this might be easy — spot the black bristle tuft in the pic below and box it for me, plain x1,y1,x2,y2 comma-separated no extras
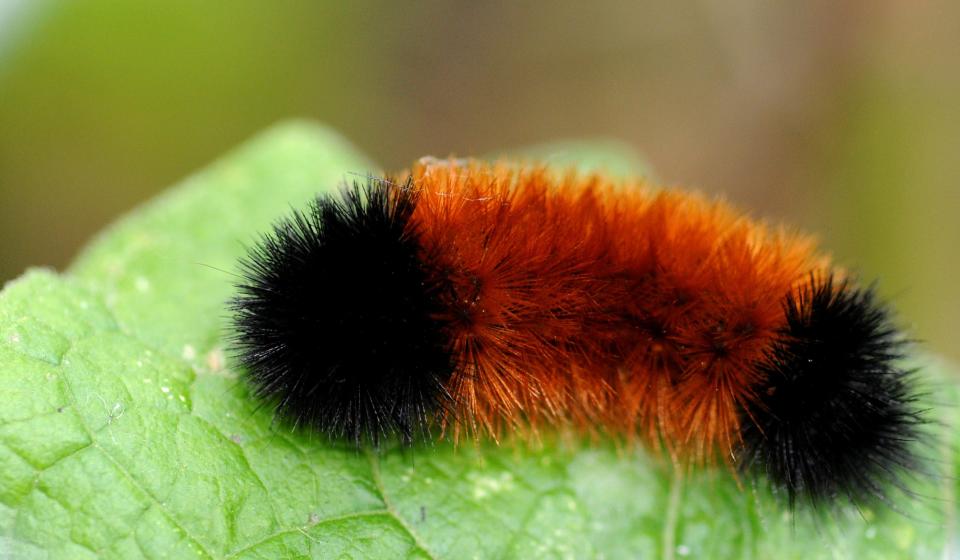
738,274,924,507
230,178,455,445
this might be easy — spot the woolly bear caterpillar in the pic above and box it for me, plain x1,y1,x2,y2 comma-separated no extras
230,158,923,507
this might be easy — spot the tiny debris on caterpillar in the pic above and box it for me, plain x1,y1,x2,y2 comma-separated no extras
229,157,926,508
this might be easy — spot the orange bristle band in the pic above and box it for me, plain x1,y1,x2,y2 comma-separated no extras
408,159,818,460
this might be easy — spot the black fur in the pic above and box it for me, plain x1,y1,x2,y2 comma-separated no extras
230,178,454,444
739,274,923,506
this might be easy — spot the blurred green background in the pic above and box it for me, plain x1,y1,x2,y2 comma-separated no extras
0,1,957,359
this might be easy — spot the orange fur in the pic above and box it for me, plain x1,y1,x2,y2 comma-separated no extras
402,159,822,463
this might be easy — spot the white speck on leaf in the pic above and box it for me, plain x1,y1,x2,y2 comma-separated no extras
470,472,514,500
135,276,150,292
182,344,197,360
108,402,124,423
160,386,170,394
207,348,225,372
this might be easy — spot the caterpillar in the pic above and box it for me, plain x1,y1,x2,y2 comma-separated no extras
230,157,923,507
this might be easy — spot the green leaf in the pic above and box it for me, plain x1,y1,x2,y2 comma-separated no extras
2,122,957,559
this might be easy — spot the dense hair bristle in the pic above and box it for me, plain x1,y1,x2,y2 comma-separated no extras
229,159,926,510
407,161,815,454
230,179,455,444
738,274,923,506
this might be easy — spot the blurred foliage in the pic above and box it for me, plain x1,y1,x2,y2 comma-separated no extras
0,1,957,359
